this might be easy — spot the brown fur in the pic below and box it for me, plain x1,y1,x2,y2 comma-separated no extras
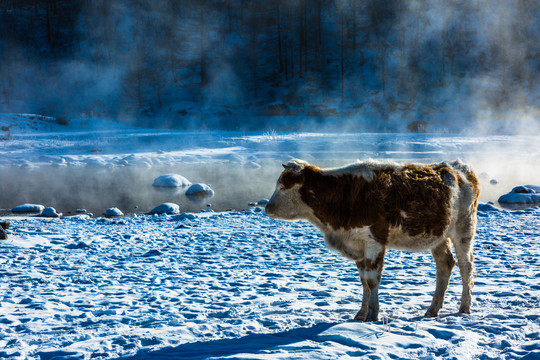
466,171,481,206
279,165,320,190
298,164,455,242
356,251,385,272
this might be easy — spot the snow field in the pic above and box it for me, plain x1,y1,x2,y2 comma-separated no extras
0,205,538,359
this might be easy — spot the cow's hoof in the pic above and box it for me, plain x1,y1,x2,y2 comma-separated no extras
354,310,378,322
354,310,367,322
425,310,438,317
458,307,471,315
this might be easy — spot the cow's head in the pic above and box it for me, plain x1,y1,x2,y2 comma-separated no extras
265,159,316,220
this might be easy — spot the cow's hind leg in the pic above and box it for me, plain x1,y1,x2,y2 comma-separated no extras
354,272,371,321
426,238,455,317
453,235,475,314
354,242,385,322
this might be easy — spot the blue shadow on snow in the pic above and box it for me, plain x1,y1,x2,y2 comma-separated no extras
121,322,338,359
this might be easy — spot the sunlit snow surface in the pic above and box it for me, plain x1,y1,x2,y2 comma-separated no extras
1,114,539,359
0,206,539,359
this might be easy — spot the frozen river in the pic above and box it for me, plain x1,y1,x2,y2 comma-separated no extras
1,124,539,215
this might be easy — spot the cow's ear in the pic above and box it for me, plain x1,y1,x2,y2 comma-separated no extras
283,163,301,174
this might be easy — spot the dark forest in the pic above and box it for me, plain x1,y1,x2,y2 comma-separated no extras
1,0,539,131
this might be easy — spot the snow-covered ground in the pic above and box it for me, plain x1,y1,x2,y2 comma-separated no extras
0,114,539,359
1,205,539,359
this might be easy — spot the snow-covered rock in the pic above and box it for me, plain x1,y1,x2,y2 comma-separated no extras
105,207,124,217
477,202,503,212
498,185,540,204
42,207,62,217
150,203,180,215
244,161,262,169
84,158,109,168
152,174,191,188
257,199,269,205
186,183,214,197
12,203,45,213
121,154,152,168
18,160,37,169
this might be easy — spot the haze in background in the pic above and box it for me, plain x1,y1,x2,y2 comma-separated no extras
0,0,538,133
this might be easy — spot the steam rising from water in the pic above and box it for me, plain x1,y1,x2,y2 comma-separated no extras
0,163,280,216
0,1,538,133
0,131,538,215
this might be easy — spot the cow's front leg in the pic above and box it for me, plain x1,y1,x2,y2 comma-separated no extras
426,238,455,317
354,242,386,322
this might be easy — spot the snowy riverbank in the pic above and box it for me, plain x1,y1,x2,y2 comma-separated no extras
1,113,540,214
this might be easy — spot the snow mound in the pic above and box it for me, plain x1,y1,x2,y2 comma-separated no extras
150,203,180,215
84,158,109,168
42,207,62,217
105,207,124,217
152,174,191,188
12,203,44,213
121,154,153,168
498,185,540,204
244,161,262,169
186,183,214,197
477,202,503,213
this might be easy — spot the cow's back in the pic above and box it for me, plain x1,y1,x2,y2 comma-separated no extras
382,160,479,242
381,163,457,238
296,159,479,245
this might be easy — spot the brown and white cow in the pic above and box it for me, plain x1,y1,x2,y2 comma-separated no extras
265,159,480,321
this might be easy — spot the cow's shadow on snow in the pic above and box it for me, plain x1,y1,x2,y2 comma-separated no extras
122,322,338,359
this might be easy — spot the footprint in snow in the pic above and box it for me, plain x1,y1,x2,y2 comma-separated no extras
65,242,90,249
142,249,162,257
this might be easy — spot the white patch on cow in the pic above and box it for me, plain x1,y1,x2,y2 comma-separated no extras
364,269,379,282
364,237,383,259
386,226,447,252
284,159,310,172
266,183,313,221
321,226,387,261
321,226,371,260
325,159,402,181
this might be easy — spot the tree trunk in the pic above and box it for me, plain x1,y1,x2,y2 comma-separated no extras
277,1,284,74
200,8,207,88
251,31,258,98
340,8,345,103
352,1,357,51
289,7,294,79
46,0,52,44
298,2,303,78
227,0,232,33
303,0,308,73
